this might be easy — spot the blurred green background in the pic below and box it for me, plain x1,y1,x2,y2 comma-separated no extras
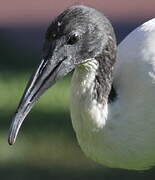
1,0,155,179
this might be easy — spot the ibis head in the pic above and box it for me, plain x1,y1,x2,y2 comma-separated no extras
8,5,116,146
10,4,155,171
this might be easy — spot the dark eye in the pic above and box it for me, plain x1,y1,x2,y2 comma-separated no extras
67,33,80,45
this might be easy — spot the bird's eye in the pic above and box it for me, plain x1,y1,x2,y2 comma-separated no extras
67,33,80,45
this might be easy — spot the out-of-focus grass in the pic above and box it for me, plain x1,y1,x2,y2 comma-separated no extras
0,71,101,169
1,71,155,180
0,71,69,112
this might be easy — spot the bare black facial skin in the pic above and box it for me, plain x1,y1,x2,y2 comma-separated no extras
8,5,116,145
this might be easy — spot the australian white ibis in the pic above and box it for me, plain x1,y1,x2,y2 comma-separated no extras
8,5,155,170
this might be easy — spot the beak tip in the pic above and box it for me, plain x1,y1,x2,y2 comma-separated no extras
8,122,18,146
8,112,23,146
8,141,13,146
8,137,15,145
8,130,16,145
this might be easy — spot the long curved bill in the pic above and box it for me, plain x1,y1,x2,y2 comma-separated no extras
8,57,73,145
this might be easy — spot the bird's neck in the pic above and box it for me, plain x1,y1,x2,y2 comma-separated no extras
70,57,114,130
70,57,115,165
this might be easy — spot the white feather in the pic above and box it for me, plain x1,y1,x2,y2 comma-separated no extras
70,18,155,170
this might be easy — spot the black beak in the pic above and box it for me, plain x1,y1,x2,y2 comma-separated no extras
8,55,74,145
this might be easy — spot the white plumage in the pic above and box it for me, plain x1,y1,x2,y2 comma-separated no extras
8,5,155,171
71,18,155,170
